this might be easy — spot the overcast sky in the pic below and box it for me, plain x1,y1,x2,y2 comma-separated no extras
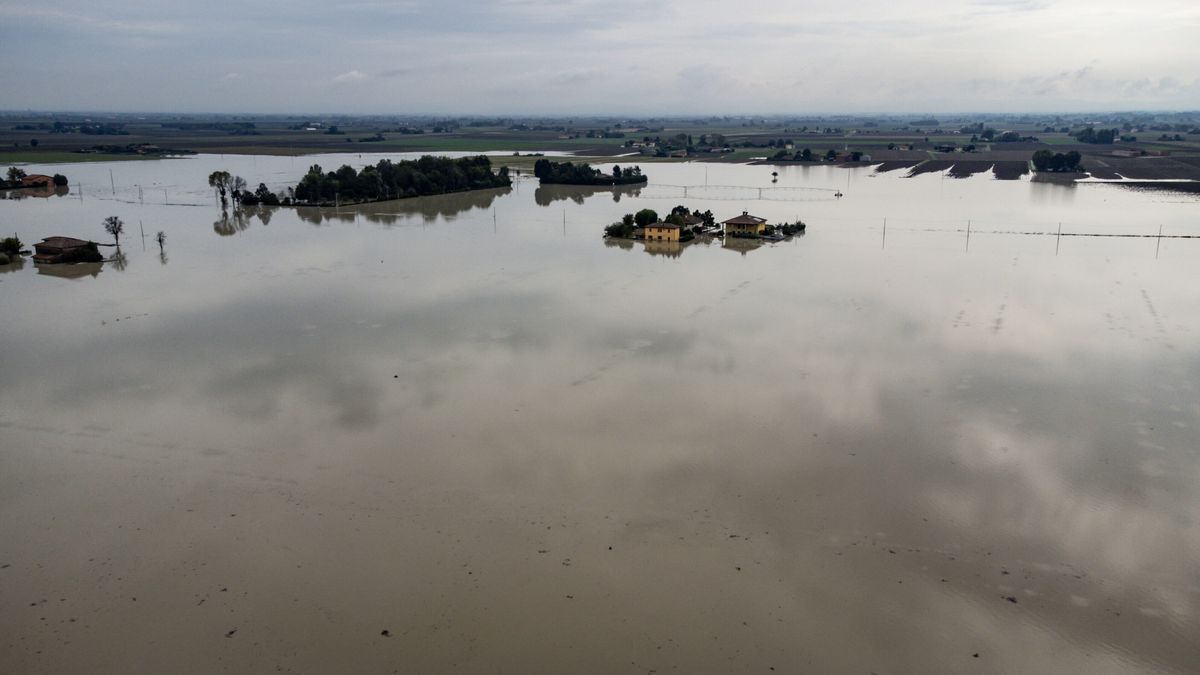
1,0,1197,115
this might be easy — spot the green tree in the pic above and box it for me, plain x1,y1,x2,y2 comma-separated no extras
1,235,21,256
6,166,26,183
52,173,68,186
1031,150,1053,171
634,208,658,227
104,216,125,247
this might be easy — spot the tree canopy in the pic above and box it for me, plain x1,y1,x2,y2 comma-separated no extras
1074,127,1117,144
294,155,509,204
533,159,646,186
1031,149,1083,173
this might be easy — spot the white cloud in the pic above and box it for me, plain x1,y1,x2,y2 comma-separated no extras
1,0,1198,112
332,70,369,84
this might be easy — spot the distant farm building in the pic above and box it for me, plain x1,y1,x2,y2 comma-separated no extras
32,236,103,264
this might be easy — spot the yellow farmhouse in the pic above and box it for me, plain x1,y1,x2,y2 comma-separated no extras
722,211,767,236
644,221,682,242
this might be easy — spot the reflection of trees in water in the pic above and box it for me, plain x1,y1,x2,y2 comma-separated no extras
213,209,252,236
250,206,274,227
603,237,634,251
159,251,169,266
109,250,129,271
0,256,27,273
294,187,512,226
534,183,642,207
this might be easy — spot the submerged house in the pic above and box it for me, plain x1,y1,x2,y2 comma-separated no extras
644,221,681,242
722,211,767,237
33,236,103,264
20,174,55,188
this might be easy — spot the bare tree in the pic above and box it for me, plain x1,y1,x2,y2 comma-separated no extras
103,216,125,247
155,230,166,253
231,176,247,208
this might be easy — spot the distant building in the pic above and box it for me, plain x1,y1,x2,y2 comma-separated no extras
644,222,681,242
722,211,767,237
680,214,704,229
20,174,55,188
32,236,102,264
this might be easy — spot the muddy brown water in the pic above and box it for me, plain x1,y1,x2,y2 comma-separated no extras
1,154,1199,673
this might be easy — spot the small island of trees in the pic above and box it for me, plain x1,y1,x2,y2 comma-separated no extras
534,159,647,186
1031,150,1083,173
294,155,510,205
204,155,511,211
604,205,715,240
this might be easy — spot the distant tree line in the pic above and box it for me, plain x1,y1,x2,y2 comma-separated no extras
16,121,129,135
534,160,646,186
771,148,853,162
1074,127,1118,144
293,155,510,204
161,122,257,135
1031,150,1083,173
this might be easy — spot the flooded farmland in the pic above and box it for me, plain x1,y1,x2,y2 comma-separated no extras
1,154,1199,673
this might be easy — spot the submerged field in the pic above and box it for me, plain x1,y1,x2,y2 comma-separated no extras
1,155,1199,673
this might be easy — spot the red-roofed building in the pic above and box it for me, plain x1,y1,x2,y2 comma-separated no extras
20,174,55,188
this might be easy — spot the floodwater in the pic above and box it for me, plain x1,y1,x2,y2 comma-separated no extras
1,154,1199,673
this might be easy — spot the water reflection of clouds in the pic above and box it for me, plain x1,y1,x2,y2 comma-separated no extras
3,158,1199,672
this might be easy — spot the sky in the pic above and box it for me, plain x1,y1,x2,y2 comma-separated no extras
1,0,1198,115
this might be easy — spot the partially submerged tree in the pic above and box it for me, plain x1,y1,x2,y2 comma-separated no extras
6,166,26,183
155,230,166,253
208,170,232,207
104,216,125,247
231,176,247,206
1,235,21,256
